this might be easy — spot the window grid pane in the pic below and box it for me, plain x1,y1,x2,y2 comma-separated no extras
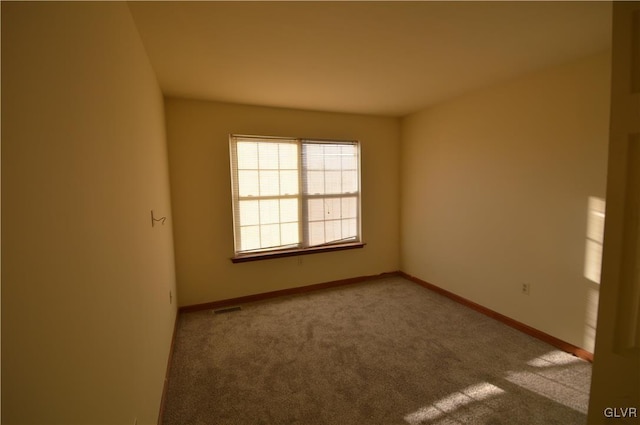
301,141,360,247
231,136,360,254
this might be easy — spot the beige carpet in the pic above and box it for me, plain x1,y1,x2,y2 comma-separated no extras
162,276,592,424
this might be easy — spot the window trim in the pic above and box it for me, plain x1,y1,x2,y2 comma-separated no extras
229,134,363,262
230,241,366,263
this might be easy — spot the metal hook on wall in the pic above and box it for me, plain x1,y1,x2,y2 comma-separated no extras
151,210,167,227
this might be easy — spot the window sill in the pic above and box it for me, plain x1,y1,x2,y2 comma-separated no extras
231,242,365,263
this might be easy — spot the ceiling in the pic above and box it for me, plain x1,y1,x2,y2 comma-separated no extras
128,1,612,117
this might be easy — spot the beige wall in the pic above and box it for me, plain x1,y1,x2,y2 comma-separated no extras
165,99,400,307
1,3,176,424
400,52,611,352
0,2,617,421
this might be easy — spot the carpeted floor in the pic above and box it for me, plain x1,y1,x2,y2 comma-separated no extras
162,276,592,425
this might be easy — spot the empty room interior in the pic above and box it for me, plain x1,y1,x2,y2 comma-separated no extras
2,1,639,425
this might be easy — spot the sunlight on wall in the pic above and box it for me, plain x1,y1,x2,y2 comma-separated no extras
583,196,605,352
584,196,606,284
583,287,600,353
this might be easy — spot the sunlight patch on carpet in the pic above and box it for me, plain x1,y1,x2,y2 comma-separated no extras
504,370,589,413
526,350,584,368
404,383,505,424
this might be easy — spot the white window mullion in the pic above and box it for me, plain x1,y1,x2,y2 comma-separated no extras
299,139,308,249
322,145,328,245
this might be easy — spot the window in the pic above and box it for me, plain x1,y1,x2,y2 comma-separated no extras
229,135,362,261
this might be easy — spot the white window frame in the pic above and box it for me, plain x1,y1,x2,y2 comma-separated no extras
229,134,363,262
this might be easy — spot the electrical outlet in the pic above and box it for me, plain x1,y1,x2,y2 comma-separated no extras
522,283,531,295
